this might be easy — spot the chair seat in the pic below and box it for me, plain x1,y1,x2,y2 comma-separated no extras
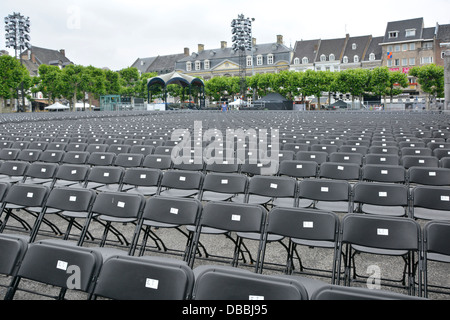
360,204,406,217
125,186,158,196
200,191,235,202
413,208,450,221
352,244,408,256
97,215,137,223
237,232,283,242
426,252,450,263
159,189,199,198
143,219,179,228
291,238,336,249
186,225,227,235
315,201,349,213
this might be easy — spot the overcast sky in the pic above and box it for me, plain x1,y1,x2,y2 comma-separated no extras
2,0,450,71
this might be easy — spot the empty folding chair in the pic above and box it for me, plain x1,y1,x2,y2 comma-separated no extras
337,214,421,296
38,149,65,163
143,139,164,147
369,146,399,156
0,160,29,183
158,170,203,198
129,145,154,156
46,142,67,151
17,149,42,163
0,148,20,161
240,160,279,176
411,185,450,221
0,183,51,235
189,201,267,270
204,157,240,173
295,150,328,165
318,162,361,183
154,146,174,156
233,175,297,208
352,181,409,217
28,187,97,242
338,145,369,156
4,239,108,300
85,144,109,154
92,255,195,300
278,160,318,180
365,154,400,166
86,152,116,167
199,172,248,202
119,167,162,196
107,144,130,156
401,147,433,157
0,141,13,149
192,265,309,300
297,178,352,213
113,153,144,168
259,207,340,283
142,154,173,170
11,141,30,151
361,164,406,184
440,157,450,169
407,167,450,188
329,152,363,166
422,220,450,298
172,156,205,172
0,233,29,299
46,164,90,188
130,196,202,260
80,191,145,249
433,148,450,160
61,151,90,165
22,162,58,185
83,166,125,192
282,143,310,153
65,143,87,152
401,155,439,169
311,144,339,156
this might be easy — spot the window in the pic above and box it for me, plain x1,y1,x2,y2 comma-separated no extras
320,54,326,62
257,55,263,65
387,46,393,53
409,58,415,65
402,58,408,66
394,59,400,66
267,54,274,65
246,56,253,67
343,56,348,63
302,57,309,64
410,43,415,50
186,62,192,71
423,42,433,50
421,56,433,64
369,53,375,61
353,55,359,63
293,57,299,65
405,29,416,37
204,60,210,70
389,31,399,39
329,54,335,61
402,44,408,51
195,61,201,70
387,60,392,67
395,45,401,52
352,43,357,50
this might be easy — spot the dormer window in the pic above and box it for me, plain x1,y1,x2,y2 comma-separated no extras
352,43,357,50
329,54,335,61
246,56,253,67
294,57,300,65
405,29,416,37
204,60,210,70
267,54,274,65
257,55,263,65
388,31,399,39
320,54,326,62
354,55,359,63
186,62,192,71
302,57,309,64
343,56,348,64
195,60,201,70
369,53,375,61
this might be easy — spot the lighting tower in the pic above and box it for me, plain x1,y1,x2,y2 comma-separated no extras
231,14,253,101
4,12,31,112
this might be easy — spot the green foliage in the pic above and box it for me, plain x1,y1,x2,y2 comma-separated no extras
409,64,444,98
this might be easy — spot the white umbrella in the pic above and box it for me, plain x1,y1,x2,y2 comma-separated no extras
44,102,70,111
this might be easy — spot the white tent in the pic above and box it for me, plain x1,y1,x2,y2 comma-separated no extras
229,98,247,106
44,102,70,111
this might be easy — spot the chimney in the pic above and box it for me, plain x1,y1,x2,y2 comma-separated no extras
252,38,256,46
184,47,190,56
31,52,36,64
221,41,227,49
59,49,66,57
277,35,283,45
198,44,204,52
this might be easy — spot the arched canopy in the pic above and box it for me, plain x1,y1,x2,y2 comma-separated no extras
147,71,205,107
147,71,204,89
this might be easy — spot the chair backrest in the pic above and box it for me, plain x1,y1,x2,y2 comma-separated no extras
362,164,406,183
86,166,125,185
318,162,361,181
192,265,308,300
86,152,116,166
44,187,97,212
411,185,450,220
141,196,202,227
0,160,29,177
0,234,29,276
61,151,90,164
113,153,144,168
142,154,173,170
0,148,20,160
407,167,450,186
129,145,154,156
329,152,363,165
295,151,328,164
38,149,65,163
298,179,351,202
365,154,400,166
17,149,42,162
401,155,439,169
423,220,450,256
54,164,90,183
340,214,420,251
160,170,203,190
3,183,50,207
247,175,297,198
93,255,195,300
23,162,59,181
91,191,145,220
107,144,131,155
121,167,162,188
278,160,318,179
352,181,409,207
200,172,248,195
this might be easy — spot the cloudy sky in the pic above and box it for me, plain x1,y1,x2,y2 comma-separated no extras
2,0,450,71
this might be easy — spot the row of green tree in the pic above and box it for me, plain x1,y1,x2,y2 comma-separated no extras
0,54,445,111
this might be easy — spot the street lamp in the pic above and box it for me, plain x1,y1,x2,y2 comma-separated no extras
231,14,253,102
5,12,31,112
